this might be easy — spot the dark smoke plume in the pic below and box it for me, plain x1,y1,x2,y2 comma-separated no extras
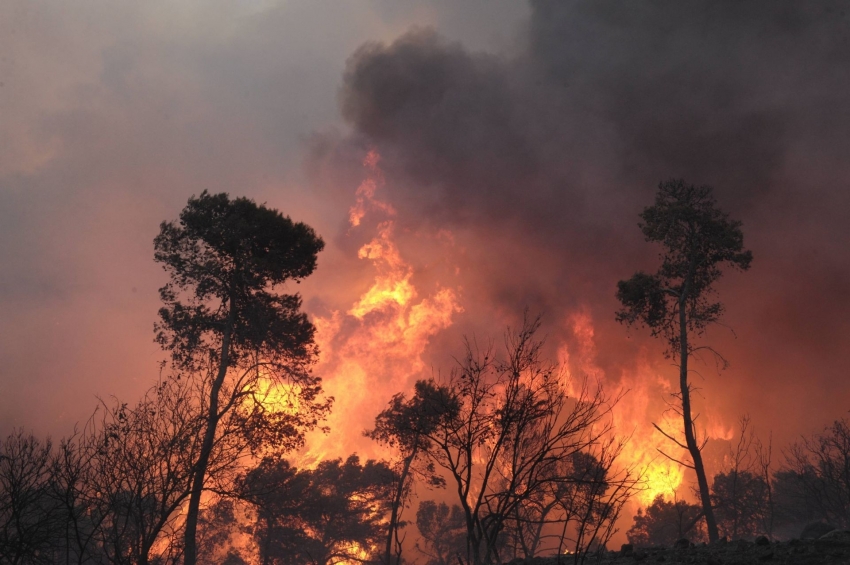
312,0,850,445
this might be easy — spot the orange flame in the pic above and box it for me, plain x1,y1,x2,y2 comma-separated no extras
299,150,462,466
558,310,687,506
304,150,733,518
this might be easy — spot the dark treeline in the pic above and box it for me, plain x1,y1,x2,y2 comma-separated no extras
0,185,846,564
626,418,850,546
3,407,848,563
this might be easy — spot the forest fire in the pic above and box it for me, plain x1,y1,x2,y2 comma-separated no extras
305,150,735,513
1,145,785,564
277,149,761,562
5,2,850,564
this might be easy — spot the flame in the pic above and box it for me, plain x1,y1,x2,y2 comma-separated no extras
337,541,372,564
251,379,302,416
305,150,734,519
299,150,462,466
348,221,415,318
348,149,395,227
558,310,694,506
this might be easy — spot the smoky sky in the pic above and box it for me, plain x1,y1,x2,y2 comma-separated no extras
0,0,526,434
317,0,850,444
1,0,848,455
337,0,850,229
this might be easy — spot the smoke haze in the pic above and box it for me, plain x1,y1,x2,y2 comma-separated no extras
1,0,849,490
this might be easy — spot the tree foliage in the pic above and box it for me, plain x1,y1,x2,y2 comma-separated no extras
778,419,850,530
367,380,457,565
415,501,466,565
0,431,57,564
616,180,752,353
627,495,706,547
240,455,395,565
711,470,770,540
153,191,329,565
154,190,324,373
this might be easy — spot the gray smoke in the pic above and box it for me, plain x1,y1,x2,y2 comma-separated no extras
313,0,850,441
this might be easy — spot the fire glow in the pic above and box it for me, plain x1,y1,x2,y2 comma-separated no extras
557,312,686,505
286,149,731,512
299,150,461,466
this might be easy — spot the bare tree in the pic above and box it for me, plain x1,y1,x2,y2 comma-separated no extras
554,437,640,564
0,430,57,564
753,434,775,538
710,416,770,540
507,465,561,559
780,419,850,529
82,376,232,565
422,316,613,565
509,450,616,560
49,429,106,564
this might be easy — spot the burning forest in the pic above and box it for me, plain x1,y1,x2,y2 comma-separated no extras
2,1,850,564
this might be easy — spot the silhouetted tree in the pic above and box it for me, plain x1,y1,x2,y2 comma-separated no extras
421,316,613,565
554,441,639,564
771,469,821,538
709,416,771,540
711,471,769,539
415,501,466,565
627,495,706,547
50,429,107,565
367,380,457,565
779,419,850,529
753,434,776,538
616,180,752,542
0,430,57,564
502,437,638,563
83,378,214,565
153,191,329,565
196,499,246,564
508,467,562,559
240,455,395,565
509,450,611,560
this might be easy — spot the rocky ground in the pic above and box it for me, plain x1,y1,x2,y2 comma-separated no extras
508,530,850,565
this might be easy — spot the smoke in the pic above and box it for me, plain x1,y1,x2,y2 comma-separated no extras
2,0,849,510
311,0,850,454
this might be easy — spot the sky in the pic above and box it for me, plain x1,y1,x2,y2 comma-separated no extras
1,0,849,493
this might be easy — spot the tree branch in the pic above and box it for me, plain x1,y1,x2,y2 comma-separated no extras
652,423,688,451
656,448,694,470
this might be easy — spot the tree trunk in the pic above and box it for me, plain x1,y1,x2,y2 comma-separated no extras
183,307,235,565
679,299,719,542
385,447,415,565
